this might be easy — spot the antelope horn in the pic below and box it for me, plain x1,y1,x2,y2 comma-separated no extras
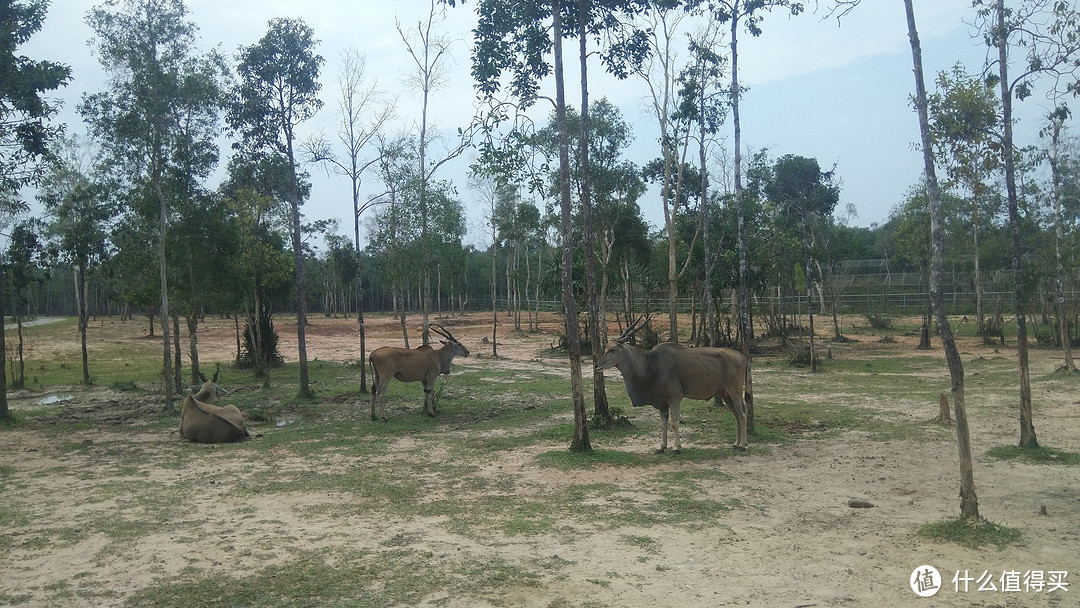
616,315,650,344
430,323,457,342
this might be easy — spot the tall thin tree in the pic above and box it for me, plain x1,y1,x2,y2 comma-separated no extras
307,47,392,391
712,0,803,429
232,17,324,398
470,0,590,450
974,0,1080,448
399,0,473,345
83,0,224,412
1044,105,1076,372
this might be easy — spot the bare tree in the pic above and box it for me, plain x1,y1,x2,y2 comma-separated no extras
398,0,474,345
307,47,393,391
634,4,694,341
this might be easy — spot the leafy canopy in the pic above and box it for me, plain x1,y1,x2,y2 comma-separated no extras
0,0,71,195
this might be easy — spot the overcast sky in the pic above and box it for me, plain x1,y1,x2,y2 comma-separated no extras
22,0,1057,249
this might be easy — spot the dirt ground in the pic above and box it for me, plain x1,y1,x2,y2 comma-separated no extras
2,312,1080,607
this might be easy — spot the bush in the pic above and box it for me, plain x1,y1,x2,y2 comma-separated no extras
865,314,894,330
788,343,813,367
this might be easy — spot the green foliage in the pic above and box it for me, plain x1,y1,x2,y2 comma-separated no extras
0,0,72,195
230,17,324,157
82,0,227,199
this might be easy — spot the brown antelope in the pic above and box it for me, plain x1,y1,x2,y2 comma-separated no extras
595,317,753,453
369,323,470,420
180,366,251,443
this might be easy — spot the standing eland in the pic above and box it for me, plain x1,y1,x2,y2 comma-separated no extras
595,317,753,453
369,323,470,420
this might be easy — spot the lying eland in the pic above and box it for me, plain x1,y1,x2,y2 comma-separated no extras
596,317,753,453
180,367,251,443
369,323,470,420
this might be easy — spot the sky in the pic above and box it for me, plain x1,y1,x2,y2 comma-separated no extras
19,0,1058,250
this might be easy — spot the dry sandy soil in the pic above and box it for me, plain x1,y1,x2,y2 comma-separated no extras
2,312,1079,607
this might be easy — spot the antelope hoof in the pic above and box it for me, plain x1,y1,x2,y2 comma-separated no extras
654,447,666,454
672,448,682,455
731,444,746,452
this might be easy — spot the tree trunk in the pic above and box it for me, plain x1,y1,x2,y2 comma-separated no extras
358,278,368,391
491,226,499,357
78,263,91,386
399,288,410,348
579,0,610,426
553,2,590,452
1049,114,1076,371
287,133,312,398
0,261,9,420
972,193,987,343
831,283,842,340
802,225,817,373
251,290,265,374
234,314,241,365
172,312,182,394
16,314,25,388
993,0,1036,448
730,4,753,431
918,298,932,350
354,200,368,391
187,310,200,387
907,0,978,519
700,72,716,347
417,16,433,348
153,181,174,413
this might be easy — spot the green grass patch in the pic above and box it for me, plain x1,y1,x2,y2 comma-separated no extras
987,445,1080,465
918,517,1022,549
621,534,660,554
536,448,657,469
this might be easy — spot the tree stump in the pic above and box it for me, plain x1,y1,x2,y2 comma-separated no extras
934,392,953,423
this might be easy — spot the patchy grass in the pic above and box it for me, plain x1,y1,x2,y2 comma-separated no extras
918,517,1023,549
3,313,1077,606
125,550,542,608
986,445,1080,465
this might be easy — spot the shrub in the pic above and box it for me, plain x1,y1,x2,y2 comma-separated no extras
865,314,894,330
